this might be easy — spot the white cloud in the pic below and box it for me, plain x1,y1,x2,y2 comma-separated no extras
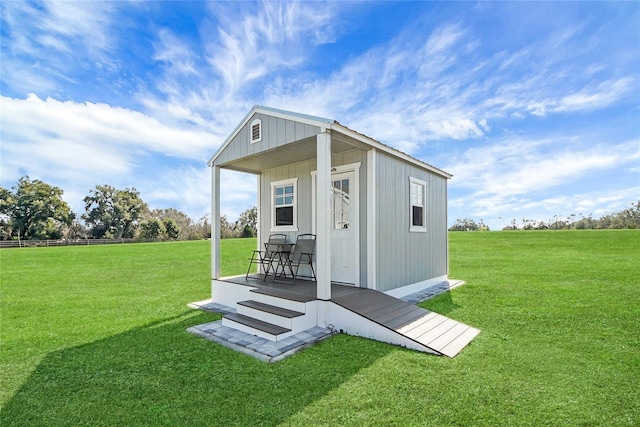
143,166,210,222
1,0,119,94
450,184,640,231
553,78,635,113
424,118,486,141
525,78,635,117
152,29,199,77
261,22,492,145
140,166,257,222
2,0,114,54
41,1,113,42
257,12,638,159
134,8,636,162
446,135,640,229
206,0,338,94
448,137,639,195
135,0,343,145
424,23,466,53
0,94,222,220
1,94,216,163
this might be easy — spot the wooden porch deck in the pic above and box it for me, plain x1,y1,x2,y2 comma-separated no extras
220,275,479,357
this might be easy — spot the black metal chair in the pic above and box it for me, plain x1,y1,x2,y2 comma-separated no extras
280,234,316,285
245,234,287,279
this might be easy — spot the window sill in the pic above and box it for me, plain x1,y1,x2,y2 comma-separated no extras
271,225,298,232
409,227,427,233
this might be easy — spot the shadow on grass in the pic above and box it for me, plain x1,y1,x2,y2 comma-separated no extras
420,290,461,315
1,311,393,427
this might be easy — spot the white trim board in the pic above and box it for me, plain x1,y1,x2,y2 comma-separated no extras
383,275,450,299
366,149,377,290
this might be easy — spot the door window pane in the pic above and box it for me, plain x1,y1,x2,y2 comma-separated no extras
331,177,350,230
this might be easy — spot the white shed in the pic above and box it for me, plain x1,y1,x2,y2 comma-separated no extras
205,106,479,358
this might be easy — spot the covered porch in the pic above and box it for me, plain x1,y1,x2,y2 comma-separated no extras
210,117,370,305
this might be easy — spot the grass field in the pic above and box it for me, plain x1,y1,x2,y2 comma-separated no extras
1,230,638,426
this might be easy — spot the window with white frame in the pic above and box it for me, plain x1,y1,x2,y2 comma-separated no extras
250,118,262,144
409,177,426,232
271,178,298,231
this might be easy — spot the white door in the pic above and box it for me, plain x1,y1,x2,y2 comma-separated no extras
330,171,357,284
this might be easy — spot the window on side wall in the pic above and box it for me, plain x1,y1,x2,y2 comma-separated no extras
409,177,426,232
271,178,298,231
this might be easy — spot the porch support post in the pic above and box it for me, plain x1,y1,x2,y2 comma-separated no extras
366,148,377,290
211,165,221,281
316,131,332,302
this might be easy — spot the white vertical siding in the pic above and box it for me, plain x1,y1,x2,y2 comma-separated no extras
375,152,448,292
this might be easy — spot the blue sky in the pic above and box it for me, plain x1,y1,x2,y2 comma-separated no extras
1,1,638,230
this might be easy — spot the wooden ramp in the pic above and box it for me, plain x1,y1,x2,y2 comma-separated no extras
331,287,480,357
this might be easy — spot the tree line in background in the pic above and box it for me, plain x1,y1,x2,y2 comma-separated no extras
3,176,637,241
449,200,640,231
0,176,257,241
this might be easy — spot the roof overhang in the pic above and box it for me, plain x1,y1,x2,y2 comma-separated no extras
330,123,452,179
214,134,360,174
208,105,334,168
208,106,453,180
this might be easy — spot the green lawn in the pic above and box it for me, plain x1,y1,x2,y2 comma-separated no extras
1,231,638,426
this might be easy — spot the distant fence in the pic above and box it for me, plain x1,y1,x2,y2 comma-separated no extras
0,238,163,248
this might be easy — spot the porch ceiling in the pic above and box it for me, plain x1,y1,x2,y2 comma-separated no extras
217,134,366,174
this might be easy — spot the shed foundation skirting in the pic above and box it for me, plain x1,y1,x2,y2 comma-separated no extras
211,278,255,310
